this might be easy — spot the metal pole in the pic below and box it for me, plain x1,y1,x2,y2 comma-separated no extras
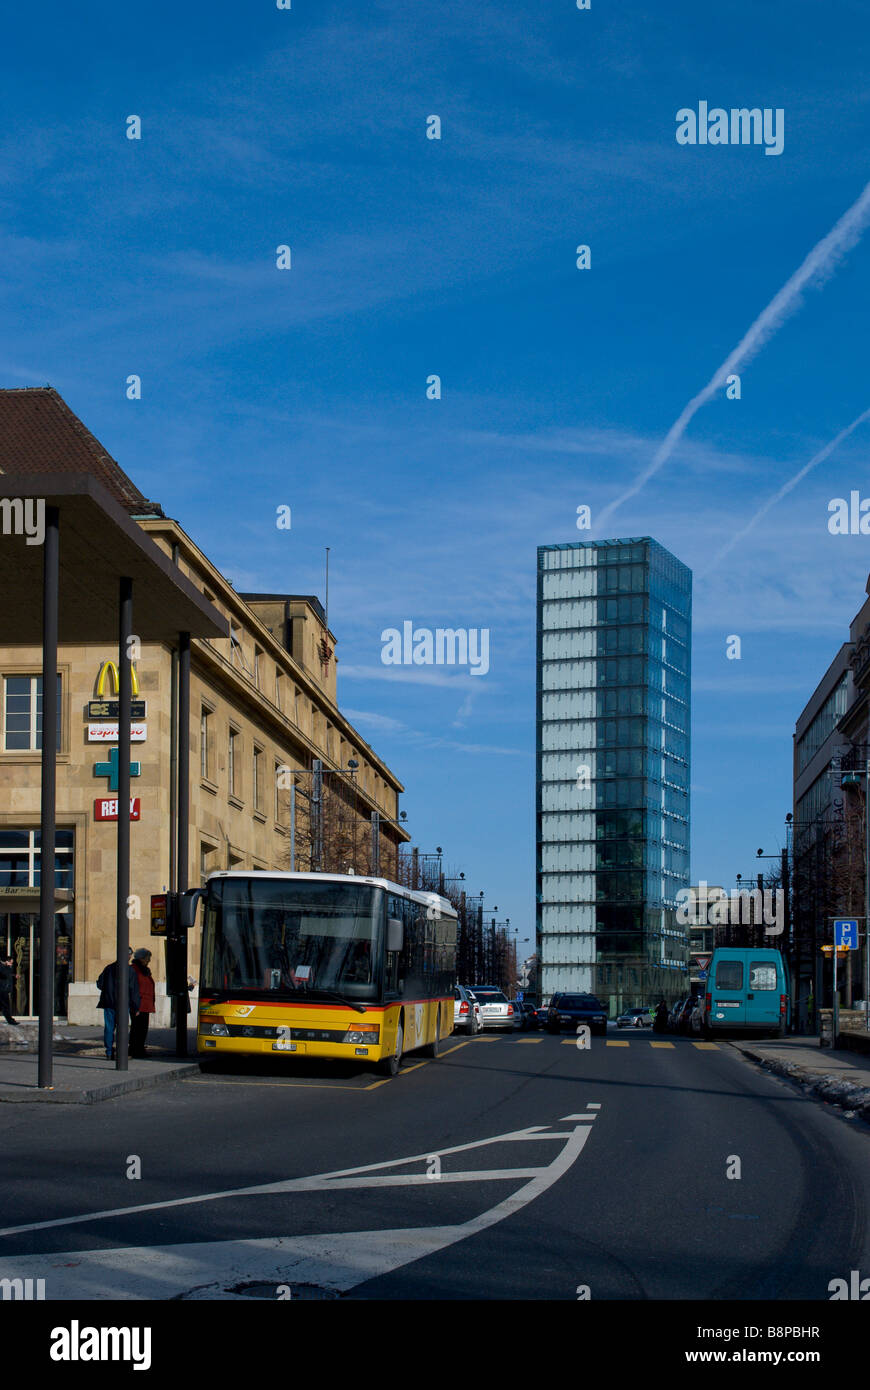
371,810,379,877
115,577,133,1071
38,506,59,1088
312,759,323,871
290,783,296,872
833,932,839,1047
175,631,190,1057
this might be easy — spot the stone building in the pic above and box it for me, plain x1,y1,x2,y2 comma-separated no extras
0,388,409,1023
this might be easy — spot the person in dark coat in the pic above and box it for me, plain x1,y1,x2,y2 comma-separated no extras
0,955,18,1025
96,950,140,1059
653,999,669,1034
129,949,156,1058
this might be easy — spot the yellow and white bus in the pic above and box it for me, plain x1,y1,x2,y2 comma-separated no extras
187,871,458,1075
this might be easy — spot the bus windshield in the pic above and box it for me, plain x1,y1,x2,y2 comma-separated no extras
201,877,384,1002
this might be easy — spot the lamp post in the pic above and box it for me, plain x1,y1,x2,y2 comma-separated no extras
370,809,408,877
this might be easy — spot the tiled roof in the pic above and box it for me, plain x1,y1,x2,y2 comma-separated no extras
0,386,162,514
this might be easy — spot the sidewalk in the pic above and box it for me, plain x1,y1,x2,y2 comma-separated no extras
728,1034,870,1121
0,1022,200,1103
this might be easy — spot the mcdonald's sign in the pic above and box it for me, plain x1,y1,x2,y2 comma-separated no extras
96,660,140,697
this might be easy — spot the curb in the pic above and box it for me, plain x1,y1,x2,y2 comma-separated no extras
738,1046,870,1124
0,1062,201,1105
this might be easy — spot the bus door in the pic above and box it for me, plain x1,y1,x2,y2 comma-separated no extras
710,953,746,1027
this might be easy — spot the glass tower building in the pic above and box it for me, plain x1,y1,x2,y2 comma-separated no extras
536,538,692,1012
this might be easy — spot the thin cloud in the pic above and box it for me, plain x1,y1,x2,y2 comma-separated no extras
596,176,870,532
701,406,870,574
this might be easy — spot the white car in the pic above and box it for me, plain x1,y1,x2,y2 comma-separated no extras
470,987,516,1030
453,985,483,1034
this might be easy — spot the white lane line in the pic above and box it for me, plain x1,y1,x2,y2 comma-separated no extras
559,1114,598,1122
587,1103,602,1109
0,1122,597,1300
0,1123,581,1238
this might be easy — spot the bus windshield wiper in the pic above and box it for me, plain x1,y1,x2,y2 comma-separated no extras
297,985,367,1014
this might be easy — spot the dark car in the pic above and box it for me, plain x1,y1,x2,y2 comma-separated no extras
532,1006,549,1030
547,993,608,1036
517,1001,537,1030
674,997,698,1034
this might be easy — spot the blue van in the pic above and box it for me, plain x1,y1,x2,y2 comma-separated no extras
703,948,790,1037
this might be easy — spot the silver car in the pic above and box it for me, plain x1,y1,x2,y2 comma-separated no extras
470,987,516,1030
453,985,482,1034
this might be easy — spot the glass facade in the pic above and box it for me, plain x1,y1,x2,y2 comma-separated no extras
536,538,692,1013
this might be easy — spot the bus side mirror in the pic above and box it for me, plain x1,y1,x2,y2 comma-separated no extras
387,917,403,953
179,888,204,930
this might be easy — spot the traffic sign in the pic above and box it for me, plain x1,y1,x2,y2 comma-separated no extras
834,918,859,949
698,970,707,980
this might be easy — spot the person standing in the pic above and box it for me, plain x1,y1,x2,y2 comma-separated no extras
129,948,156,1057
0,955,18,1025
96,950,140,1059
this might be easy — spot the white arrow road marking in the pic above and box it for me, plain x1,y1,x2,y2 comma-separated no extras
0,1115,599,1299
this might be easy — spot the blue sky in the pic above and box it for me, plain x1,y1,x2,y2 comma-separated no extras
4,0,870,946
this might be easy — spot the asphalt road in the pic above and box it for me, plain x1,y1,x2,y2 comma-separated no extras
2,1027,869,1301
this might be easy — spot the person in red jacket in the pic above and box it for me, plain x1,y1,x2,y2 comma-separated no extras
130,948,156,1057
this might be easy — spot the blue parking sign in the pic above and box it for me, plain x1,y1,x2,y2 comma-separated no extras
834,918,859,949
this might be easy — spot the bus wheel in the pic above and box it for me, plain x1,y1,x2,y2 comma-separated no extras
423,1012,441,1059
380,1020,403,1077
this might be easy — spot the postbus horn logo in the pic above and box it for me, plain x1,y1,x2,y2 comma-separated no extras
96,661,140,697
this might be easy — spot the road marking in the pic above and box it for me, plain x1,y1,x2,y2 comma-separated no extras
650,1041,674,1049
188,1079,368,1091
606,1040,629,1047
559,1114,598,1122
692,1042,719,1050
515,1038,542,1044
587,1103,602,1109
0,1114,600,1297
440,1041,471,1057
0,1120,594,1239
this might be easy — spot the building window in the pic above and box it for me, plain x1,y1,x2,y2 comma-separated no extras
201,707,212,780
0,828,74,1017
200,841,218,887
229,728,239,797
3,674,62,751
254,646,263,688
253,746,262,811
275,670,283,711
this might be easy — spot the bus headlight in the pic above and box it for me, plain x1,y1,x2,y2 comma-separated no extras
203,1020,229,1036
342,1026,380,1045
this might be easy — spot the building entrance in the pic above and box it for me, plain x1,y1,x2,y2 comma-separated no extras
0,913,73,1019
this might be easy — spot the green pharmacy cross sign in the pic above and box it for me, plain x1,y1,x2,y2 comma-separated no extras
94,746,141,793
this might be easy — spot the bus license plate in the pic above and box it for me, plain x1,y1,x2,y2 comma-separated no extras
272,1040,297,1051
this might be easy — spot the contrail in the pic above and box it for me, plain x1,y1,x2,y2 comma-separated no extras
595,178,870,535
700,406,870,575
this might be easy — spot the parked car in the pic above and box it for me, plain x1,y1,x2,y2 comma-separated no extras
532,1006,549,1030
616,1006,654,1029
674,998,698,1034
453,985,482,1035
668,998,688,1032
688,998,707,1035
546,993,608,1036
470,987,516,1030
